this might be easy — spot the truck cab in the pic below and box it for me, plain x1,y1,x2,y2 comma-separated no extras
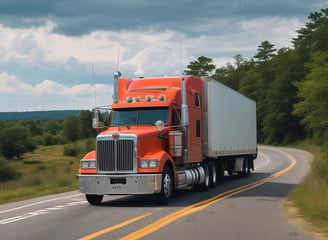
78,75,205,204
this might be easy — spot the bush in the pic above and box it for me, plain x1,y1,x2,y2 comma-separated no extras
0,126,37,159
0,160,21,181
42,134,66,146
64,139,96,157
85,138,96,152
64,143,81,157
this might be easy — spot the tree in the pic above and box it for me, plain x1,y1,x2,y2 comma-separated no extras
79,110,96,139
0,126,37,159
261,49,305,144
43,120,61,135
185,56,216,76
233,54,245,68
18,120,43,136
254,41,277,63
293,51,328,142
63,116,80,142
212,55,249,91
237,67,266,143
293,8,328,52
213,63,237,89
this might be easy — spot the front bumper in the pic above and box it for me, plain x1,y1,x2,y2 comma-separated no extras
77,174,162,195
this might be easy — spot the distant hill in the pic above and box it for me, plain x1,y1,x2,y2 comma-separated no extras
0,110,84,120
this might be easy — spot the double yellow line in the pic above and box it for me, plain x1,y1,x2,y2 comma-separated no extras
81,149,296,240
79,212,153,240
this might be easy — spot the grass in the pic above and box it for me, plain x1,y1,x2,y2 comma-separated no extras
288,142,328,234
0,144,81,204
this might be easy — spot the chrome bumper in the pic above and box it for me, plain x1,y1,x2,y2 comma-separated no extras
77,174,162,195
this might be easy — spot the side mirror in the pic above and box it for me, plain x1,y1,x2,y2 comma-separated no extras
92,108,102,129
92,106,112,129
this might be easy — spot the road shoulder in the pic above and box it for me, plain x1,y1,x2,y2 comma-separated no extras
281,199,328,240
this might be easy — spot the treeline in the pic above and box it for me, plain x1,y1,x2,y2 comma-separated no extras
0,110,96,160
0,110,82,121
186,8,328,146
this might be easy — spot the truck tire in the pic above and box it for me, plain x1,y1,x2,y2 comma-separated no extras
199,164,210,192
209,162,217,188
241,158,250,177
217,160,225,182
86,194,103,205
156,165,174,204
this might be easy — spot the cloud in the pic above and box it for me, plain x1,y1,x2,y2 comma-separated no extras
0,1,324,111
0,15,303,76
0,0,323,36
0,72,113,111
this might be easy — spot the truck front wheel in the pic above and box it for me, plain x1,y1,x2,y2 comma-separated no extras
209,162,217,188
86,194,103,205
199,164,210,192
156,165,174,204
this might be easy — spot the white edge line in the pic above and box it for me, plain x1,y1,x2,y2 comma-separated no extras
0,193,84,214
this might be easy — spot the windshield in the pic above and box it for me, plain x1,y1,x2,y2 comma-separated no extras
111,107,169,126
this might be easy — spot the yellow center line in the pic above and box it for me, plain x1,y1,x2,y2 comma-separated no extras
79,212,152,240
120,149,297,240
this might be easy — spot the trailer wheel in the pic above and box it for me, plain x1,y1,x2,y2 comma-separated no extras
199,164,210,191
217,160,225,182
247,158,252,175
209,162,217,188
85,194,103,205
242,158,250,177
156,165,174,204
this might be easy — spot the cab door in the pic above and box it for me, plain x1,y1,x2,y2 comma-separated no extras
187,92,202,163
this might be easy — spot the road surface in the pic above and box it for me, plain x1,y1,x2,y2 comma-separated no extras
0,146,315,240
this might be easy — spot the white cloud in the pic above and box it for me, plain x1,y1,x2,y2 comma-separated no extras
0,72,113,111
239,17,303,49
0,16,303,74
0,14,307,111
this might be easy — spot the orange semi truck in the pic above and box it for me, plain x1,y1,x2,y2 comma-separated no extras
77,72,257,205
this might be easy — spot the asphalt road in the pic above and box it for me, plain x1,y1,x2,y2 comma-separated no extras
0,146,315,240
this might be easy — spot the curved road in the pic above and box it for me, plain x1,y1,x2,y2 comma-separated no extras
0,146,314,240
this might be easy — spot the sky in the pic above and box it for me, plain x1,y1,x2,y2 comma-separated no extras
0,0,327,112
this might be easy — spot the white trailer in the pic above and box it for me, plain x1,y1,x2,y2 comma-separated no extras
202,77,257,175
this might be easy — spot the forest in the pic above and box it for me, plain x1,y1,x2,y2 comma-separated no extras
186,8,328,148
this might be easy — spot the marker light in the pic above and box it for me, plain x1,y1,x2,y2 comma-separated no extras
155,120,165,131
145,95,153,102
158,95,166,101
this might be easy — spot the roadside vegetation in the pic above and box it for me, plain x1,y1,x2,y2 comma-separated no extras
0,110,96,204
0,6,327,236
288,143,328,233
0,145,80,203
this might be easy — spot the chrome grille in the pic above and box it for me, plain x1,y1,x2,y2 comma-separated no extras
96,135,136,173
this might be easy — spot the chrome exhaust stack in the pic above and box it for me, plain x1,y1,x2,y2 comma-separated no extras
181,74,189,163
113,71,121,103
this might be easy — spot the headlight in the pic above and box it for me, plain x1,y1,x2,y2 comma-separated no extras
81,160,96,169
140,159,158,168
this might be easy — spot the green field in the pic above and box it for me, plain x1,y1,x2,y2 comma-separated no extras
0,145,80,204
